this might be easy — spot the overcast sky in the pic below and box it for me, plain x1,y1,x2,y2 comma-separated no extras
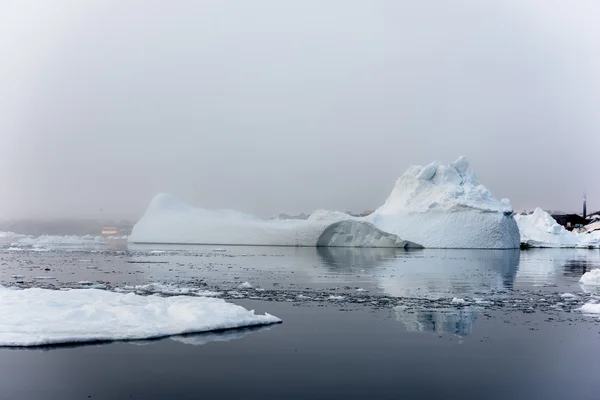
1,0,599,221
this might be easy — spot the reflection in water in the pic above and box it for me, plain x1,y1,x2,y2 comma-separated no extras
375,249,520,299
316,246,406,271
395,306,477,336
517,249,600,287
562,259,600,278
169,325,273,346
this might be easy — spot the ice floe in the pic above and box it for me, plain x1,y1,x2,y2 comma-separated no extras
0,286,280,346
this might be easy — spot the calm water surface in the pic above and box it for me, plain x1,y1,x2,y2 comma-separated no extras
1,243,599,399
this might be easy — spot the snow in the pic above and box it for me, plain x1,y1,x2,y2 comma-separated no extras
0,286,280,346
129,157,519,249
129,193,413,248
514,208,600,248
579,269,600,286
369,157,520,249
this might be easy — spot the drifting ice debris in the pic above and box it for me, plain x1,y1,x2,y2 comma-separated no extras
515,208,600,248
0,286,280,347
238,282,253,289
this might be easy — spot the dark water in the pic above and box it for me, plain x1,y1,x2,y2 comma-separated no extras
1,244,600,399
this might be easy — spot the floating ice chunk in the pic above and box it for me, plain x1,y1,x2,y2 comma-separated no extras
560,293,578,299
0,287,280,346
328,295,344,300
214,248,227,252
34,276,56,280
11,275,25,279
238,282,253,289
7,247,25,252
580,270,600,286
578,301,600,315
356,288,367,292
451,297,467,304
150,250,166,254
196,290,222,297
79,281,93,285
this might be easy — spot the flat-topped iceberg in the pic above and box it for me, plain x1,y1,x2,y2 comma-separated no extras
368,157,520,249
515,208,600,248
130,157,519,249
129,194,414,248
0,286,280,347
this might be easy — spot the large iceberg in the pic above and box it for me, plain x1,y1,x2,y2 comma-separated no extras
514,208,600,248
368,157,520,249
129,194,414,248
130,157,519,249
0,286,280,347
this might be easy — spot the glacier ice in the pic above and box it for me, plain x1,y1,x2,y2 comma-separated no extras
368,157,520,249
0,286,280,347
129,193,414,248
129,157,520,249
515,208,600,248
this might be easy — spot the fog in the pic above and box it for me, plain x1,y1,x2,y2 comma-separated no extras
1,1,599,221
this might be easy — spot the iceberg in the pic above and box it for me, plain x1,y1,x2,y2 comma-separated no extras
368,157,520,249
514,208,600,248
0,286,280,347
129,194,414,248
129,157,519,249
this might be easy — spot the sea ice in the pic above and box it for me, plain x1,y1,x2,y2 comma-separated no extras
514,208,600,248
0,286,280,346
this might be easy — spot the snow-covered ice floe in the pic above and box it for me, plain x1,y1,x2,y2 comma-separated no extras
129,157,519,249
0,286,280,347
128,194,416,248
368,156,520,249
515,208,600,249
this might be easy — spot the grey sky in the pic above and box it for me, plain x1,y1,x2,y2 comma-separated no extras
1,0,599,221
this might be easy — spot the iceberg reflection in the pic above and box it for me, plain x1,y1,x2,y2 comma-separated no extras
395,306,478,336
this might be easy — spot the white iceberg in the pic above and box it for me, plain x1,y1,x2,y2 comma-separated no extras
515,208,600,248
0,286,280,347
368,157,520,249
129,193,413,248
129,157,519,249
